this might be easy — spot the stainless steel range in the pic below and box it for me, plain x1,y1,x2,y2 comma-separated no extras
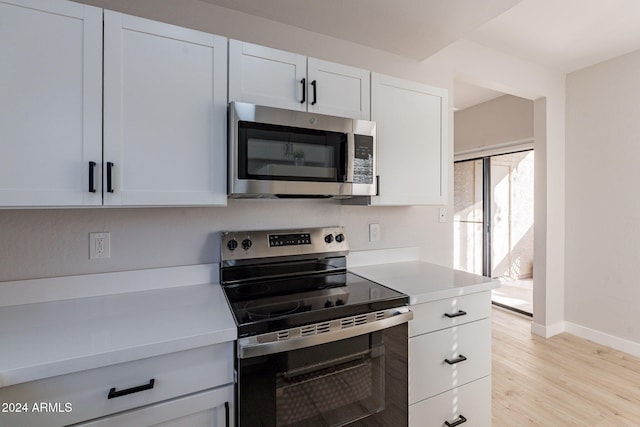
220,226,412,427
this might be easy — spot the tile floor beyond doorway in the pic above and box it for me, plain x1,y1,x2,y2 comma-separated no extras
491,278,533,315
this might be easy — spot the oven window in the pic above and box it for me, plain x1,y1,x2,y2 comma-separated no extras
237,324,408,427
275,346,384,426
238,121,347,183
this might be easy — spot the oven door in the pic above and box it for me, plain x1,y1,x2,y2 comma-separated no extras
236,322,408,427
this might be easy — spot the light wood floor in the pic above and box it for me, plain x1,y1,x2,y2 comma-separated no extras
492,308,640,426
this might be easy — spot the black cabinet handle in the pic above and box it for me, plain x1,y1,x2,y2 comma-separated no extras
444,354,467,365
300,78,306,104
88,161,96,193
311,80,317,105
224,401,230,427
445,415,467,427
106,162,114,193
444,310,467,318
108,378,155,399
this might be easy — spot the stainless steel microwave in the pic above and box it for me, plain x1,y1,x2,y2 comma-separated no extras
228,102,376,198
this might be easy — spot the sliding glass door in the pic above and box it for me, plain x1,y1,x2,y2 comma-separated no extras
454,150,534,316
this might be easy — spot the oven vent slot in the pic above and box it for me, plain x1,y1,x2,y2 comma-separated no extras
300,325,316,336
355,314,368,325
316,322,331,334
340,318,355,329
375,311,386,321
276,330,290,341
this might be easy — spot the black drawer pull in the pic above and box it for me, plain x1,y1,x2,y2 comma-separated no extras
311,79,317,105
300,78,306,104
445,414,467,427
108,378,155,399
88,161,96,193
444,355,467,365
106,162,115,193
225,401,230,427
444,310,467,318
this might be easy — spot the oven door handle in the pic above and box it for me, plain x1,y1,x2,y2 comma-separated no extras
237,307,413,359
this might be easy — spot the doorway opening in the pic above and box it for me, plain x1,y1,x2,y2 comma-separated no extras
453,149,534,316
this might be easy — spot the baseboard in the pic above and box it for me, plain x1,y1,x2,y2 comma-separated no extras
565,321,640,359
531,321,565,338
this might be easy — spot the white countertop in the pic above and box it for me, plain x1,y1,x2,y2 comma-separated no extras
350,261,499,305
0,283,236,387
0,257,496,388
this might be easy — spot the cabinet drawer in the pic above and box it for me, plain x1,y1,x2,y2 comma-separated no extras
409,291,490,337
409,319,491,404
0,343,233,427
409,376,491,427
76,384,234,427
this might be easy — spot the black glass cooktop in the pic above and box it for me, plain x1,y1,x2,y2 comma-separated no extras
222,271,408,337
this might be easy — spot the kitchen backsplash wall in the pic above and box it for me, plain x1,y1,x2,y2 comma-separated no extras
0,202,449,282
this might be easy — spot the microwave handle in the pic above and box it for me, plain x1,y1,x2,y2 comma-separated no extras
346,133,355,183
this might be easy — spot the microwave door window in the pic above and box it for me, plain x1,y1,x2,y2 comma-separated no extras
239,122,346,182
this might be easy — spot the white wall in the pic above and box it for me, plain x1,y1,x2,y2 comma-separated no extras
0,202,438,281
454,94,534,154
565,49,640,352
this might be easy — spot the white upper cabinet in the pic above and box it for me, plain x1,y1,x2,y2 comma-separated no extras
228,40,306,112
370,73,449,206
103,11,228,206
229,40,370,120
307,58,370,120
0,0,103,206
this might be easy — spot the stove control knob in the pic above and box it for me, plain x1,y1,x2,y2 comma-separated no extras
335,299,345,306
227,239,238,251
242,238,252,250
324,234,334,244
324,300,334,308
335,233,345,243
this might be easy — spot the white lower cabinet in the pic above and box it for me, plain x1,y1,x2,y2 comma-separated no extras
409,376,491,427
75,385,233,427
409,319,491,403
408,291,492,426
0,343,233,427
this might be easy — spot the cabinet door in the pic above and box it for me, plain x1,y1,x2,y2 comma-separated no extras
76,385,234,427
228,39,307,111
0,0,102,206
307,58,370,120
371,73,448,206
103,11,227,206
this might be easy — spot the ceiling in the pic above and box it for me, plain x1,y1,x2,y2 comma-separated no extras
201,0,640,110
200,0,524,61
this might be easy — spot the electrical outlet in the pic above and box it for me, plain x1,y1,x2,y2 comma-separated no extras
369,223,381,242
90,232,111,259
